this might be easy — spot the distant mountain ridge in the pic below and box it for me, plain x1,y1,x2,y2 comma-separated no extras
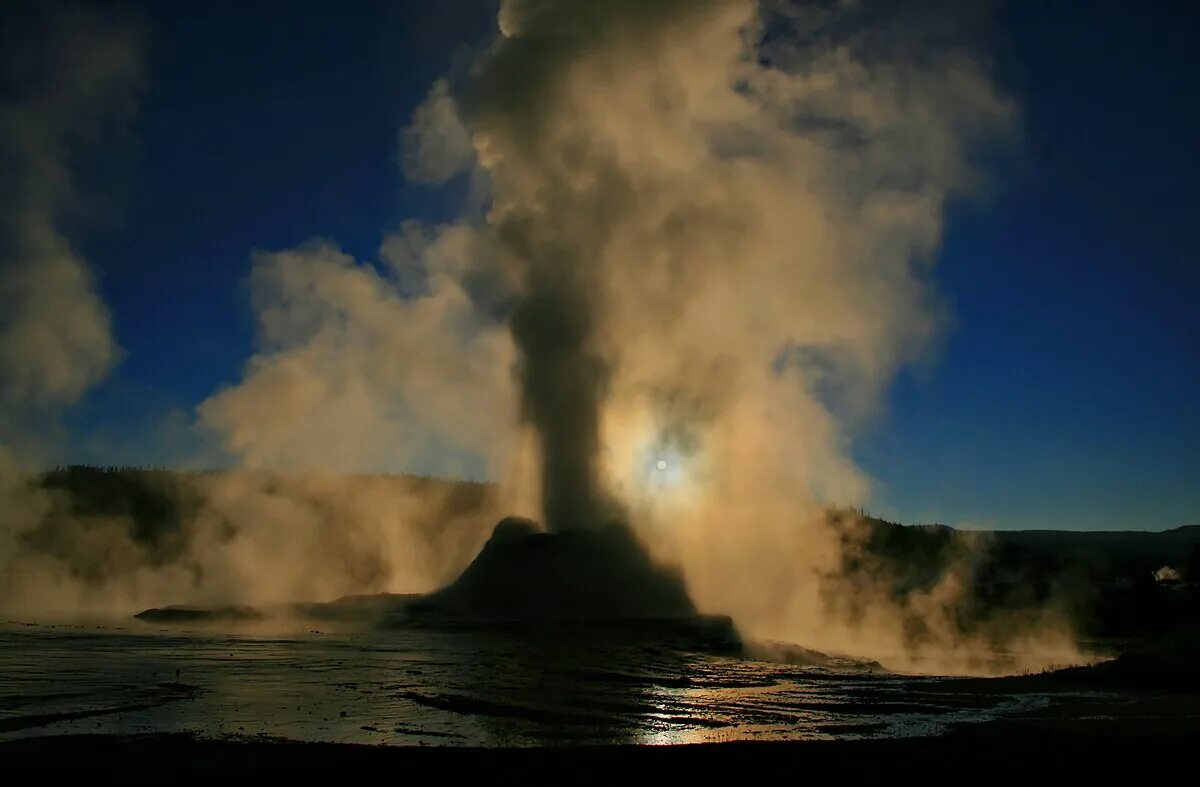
989,525,1200,567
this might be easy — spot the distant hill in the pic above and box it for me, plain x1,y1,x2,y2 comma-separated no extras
24,465,499,587
15,466,1200,637
847,513,1200,576
991,526,1200,569
846,514,1200,638
36,464,495,544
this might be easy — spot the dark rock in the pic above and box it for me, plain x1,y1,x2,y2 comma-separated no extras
134,605,263,623
411,519,697,621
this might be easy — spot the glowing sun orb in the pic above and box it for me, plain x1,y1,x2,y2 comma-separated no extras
656,459,668,471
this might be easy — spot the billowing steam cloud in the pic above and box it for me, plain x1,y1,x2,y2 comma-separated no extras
198,229,517,479
395,0,1076,670
0,6,143,590
0,6,140,441
1,224,519,614
1,1,1083,673
398,0,1007,540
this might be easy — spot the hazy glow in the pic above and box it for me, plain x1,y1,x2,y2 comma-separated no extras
644,446,689,492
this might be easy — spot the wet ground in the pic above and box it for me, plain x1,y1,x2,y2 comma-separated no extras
0,621,1111,747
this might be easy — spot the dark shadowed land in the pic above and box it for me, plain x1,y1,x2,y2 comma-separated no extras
2,710,1198,776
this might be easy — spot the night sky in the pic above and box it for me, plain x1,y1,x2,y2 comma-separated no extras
23,1,1200,530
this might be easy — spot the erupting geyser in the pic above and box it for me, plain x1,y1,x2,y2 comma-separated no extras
123,0,1082,674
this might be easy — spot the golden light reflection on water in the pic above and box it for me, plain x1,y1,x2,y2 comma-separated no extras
1,624,1070,747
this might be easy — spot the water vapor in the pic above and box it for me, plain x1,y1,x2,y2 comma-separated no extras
1,1,1087,673
0,5,141,436
406,0,1076,671
0,4,144,597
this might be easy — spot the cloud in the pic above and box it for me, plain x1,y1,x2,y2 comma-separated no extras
402,80,477,185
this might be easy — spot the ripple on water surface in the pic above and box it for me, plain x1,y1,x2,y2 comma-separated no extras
0,623,1056,746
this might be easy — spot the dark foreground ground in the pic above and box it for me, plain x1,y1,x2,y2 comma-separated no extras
5,648,1200,776
3,714,1198,777
5,624,1200,773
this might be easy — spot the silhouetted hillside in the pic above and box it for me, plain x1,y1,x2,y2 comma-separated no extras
16,466,1200,637
20,465,499,590
844,512,1200,638
992,526,1200,569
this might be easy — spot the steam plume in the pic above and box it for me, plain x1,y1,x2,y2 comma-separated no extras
417,0,1007,541
0,5,143,586
1,1,1086,673
397,0,1077,670
0,5,142,435
197,230,517,479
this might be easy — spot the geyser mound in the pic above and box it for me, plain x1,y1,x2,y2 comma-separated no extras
134,517,738,650
407,517,738,649
413,517,697,620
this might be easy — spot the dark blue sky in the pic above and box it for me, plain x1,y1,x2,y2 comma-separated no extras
64,1,1198,530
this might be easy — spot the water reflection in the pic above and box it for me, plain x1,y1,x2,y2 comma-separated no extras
0,623,1049,746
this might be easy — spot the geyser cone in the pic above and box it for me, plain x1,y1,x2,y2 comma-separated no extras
414,517,712,625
